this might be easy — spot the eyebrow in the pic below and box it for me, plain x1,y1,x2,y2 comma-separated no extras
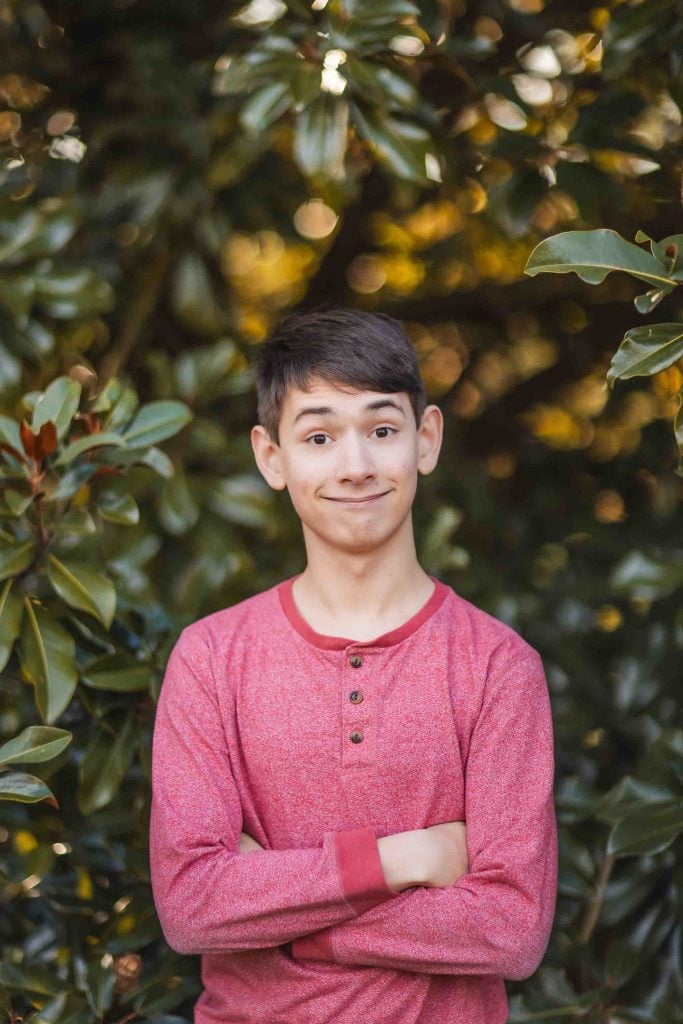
293,398,406,425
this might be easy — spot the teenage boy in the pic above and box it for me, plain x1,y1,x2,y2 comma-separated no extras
149,307,558,1024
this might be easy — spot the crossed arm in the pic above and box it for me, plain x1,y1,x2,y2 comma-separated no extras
242,651,558,980
150,628,558,979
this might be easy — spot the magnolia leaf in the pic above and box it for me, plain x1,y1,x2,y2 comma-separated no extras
0,579,23,671
122,400,193,449
0,725,72,767
608,800,683,856
634,288,668,314
32,377,82,440
293,95,349,181
352,103,432,185
97,491,140,525
609,550,683,601
47,555,116,629
81,653,151,692
0,770,57,806
0,538,37,581
54,432,126,466
525,229,678,289
19,601,78,723
607,323,683,387
78,714,138,815
240,81,291,135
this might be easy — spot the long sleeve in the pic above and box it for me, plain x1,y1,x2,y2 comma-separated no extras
149,626,395,956
290,649,558,981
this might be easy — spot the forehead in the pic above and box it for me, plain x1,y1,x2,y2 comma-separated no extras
280,376,410,424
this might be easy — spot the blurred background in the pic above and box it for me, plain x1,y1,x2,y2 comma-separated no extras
0,1,681,1021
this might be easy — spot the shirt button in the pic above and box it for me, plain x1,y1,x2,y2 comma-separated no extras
349,690,363,704
349,730,363,743
349,654,363,668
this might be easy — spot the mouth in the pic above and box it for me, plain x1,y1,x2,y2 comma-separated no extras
324,492,389,505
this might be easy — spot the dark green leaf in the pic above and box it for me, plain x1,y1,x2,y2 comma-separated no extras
122,400,193,449
47,554,116,629
19,601,78,723
0,770,56,804
525,229,677,288
607,323,683,387
0,725,72,767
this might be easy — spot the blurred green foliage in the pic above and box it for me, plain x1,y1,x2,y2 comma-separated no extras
0,0,681,1022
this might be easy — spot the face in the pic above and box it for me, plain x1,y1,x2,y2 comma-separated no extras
251,376,443,557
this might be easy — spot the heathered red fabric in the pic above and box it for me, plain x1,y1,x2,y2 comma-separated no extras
149,573,558,1024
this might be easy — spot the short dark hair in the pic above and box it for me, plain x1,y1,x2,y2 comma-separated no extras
255,306,427,444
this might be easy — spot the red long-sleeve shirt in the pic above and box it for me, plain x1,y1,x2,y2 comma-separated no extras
149,573,558,1023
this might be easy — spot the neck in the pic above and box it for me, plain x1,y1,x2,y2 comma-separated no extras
293,522,434,636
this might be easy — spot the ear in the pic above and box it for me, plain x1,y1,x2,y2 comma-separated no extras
251,425,288,491
416,404,443,476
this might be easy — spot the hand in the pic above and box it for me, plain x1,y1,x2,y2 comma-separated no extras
239,830,264,854
421,821,469,888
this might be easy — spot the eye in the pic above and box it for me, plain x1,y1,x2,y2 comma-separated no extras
374,426,397,439
306,433,330,446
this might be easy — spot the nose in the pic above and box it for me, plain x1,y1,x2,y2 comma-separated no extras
336,432,377,485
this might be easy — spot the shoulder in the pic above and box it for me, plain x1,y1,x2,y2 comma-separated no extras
438,584,542,680
181,581,280,642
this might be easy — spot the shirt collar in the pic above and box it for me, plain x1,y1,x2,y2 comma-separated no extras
277,573,450,651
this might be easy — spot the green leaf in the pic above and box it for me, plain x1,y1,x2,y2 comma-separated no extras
34,266,114,319
78,713,138,814
138,445,175,478
50,463,98,500
53,506,97,537
293,94,349,180
122,400,193,448
594,775,677,825
0,538,37,581
0,961,62,994
97,491,140,524
156,470,200,535
0,769,56,804
206,473,272,527
4,488,34,516
240,81,291,134
84,959,116,1018
0,578,23,671
81,653,151,692
172,254,224,333
609,550,683,601
54,431,126,466
47,555,116,629
351,103,432,185
0,205,78,265
31,991,93,1024
633,288,668,314
0,413,21,450
19,601,78,723
524,229,678,288
0,725,72,767
608,800,683,856
100,383,139,431
607,323,683,387
32,377,82,440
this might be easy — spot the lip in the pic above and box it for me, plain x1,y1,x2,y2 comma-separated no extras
325,492,389,505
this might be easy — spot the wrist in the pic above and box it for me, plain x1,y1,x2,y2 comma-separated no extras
377,830,427,892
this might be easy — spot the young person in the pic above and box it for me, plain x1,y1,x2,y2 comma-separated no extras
149,306,558,1024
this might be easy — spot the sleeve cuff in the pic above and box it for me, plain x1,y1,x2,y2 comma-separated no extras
333,825,395,914
290,928,336,962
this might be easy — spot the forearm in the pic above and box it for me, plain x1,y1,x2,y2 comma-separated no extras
149,628,396,957
290,802,558,979
291,649,559,980
150,816,394,955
